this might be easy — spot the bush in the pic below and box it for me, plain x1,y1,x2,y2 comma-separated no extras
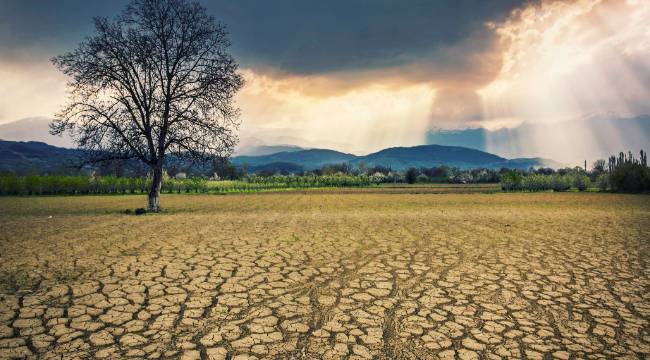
521,174,551,191
550,175,572,192
596,174,609,191
573,174,591,191
500,171,523,191
405,168,418,184
416,174,429,183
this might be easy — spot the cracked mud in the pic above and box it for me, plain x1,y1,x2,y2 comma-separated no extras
0,192,649,359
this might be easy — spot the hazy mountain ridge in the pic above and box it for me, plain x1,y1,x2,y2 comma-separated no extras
3,115,648,164
0,117,74,148
232,149,357,169
0,139,560,175
232,145,559,171
358,145,505,168
235,145,305,156
427,115,650,162
0,140,81,174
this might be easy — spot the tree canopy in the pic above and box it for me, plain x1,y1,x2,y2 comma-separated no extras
51,0,244,210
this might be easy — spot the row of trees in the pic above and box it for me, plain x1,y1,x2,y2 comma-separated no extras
500,150,649,193
605,150,650,192
0,173,374,196
252,164,504,184
500,172,591,192
3,151,647,195
246,174,371,187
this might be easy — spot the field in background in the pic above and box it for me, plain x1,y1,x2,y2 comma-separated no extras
1,191,649,358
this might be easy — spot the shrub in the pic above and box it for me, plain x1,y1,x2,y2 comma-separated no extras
521,174,551,192
573,174,591,191
550,175,571,192
405,168,418,184
416,174,429,183
596,174,609,191
500,171,523,191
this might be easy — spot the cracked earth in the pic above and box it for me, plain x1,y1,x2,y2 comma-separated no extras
0,192,649,359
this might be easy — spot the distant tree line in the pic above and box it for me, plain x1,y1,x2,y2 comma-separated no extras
2,150,648,195
252,163,502,184
500,150,649,193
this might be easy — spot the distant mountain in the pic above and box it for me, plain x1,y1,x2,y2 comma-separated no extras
357,144,505,169
0,140,560,175
427,115,650,163
0,117,74,148
235,144,305,156
493,157,564,170
7,114,646,166
232,149,357,170
0,140,81,174
232,144,558,171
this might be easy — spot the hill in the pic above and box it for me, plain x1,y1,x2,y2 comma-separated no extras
357,144,506,169
234,144,305,156
426,115,650,163
0,140,81,174
0,140,560,175
232,144,557,171
0,117,74,148
232,149,357,170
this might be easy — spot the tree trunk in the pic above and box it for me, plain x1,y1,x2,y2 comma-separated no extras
148,165,163,212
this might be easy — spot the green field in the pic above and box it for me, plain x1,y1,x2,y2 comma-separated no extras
1,190,649,359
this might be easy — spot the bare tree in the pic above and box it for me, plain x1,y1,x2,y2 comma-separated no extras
51,0,244,211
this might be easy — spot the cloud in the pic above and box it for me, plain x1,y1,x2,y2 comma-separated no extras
0,56,67,124
236,69,435,154
0,0,525,73
0,1,125,56
477,0,650,158
3,0,648,158
479,0,650,124
209,0,526,74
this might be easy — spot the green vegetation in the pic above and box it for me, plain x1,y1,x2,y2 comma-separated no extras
501,150,648,193
500,172,589,192
607,150,650,192
2,150,647,195
0,174,373,196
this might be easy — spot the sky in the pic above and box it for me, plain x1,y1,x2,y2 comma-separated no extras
0,0,649,157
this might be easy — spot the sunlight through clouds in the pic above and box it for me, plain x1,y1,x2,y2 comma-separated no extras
479,0,650,161
237,69,435,154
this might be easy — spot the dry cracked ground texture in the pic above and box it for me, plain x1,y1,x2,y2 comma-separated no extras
0,192,649,359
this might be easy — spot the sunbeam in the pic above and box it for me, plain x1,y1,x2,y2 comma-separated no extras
479,0,650,163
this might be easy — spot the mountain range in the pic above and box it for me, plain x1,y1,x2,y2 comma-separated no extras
0,140,81,174
0,139,560,175
2,115,648,164
4,114,647,174
231,145,561,172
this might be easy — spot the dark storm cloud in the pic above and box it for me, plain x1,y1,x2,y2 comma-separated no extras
0,1,127,56
208,0,529,74
0,0,529,73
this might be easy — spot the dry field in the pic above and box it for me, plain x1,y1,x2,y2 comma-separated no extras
0,191,649,359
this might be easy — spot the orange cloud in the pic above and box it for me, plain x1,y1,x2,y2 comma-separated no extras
237,69,435,154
